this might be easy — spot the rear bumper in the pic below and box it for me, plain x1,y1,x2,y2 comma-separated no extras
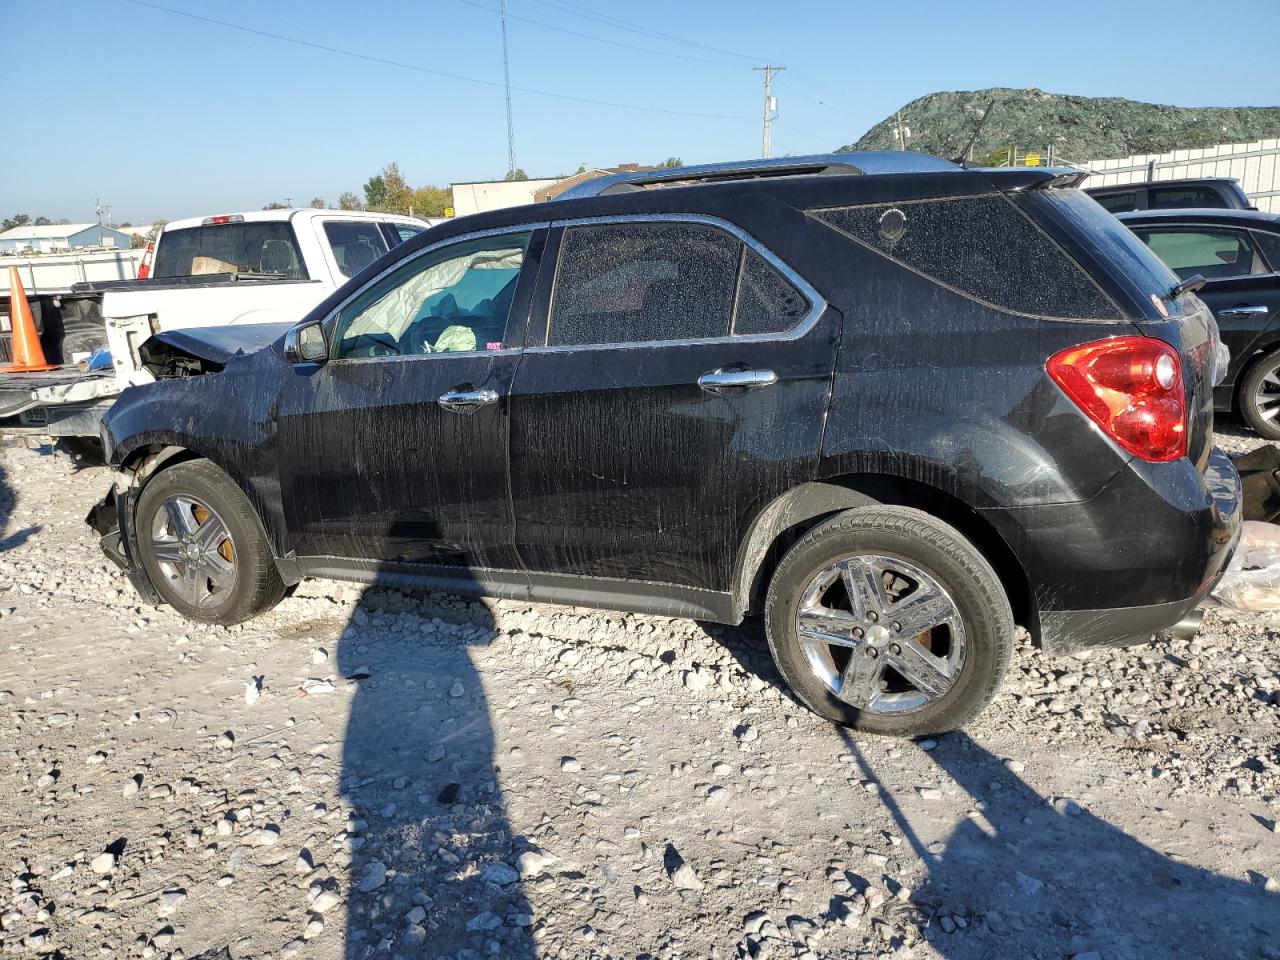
987,446,1242,655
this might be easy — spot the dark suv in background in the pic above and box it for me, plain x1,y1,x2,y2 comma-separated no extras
1086,176,1254,214
88,154,1241,736
1119,208,1280,438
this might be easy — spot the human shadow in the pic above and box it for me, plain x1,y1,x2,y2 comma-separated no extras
0,455,40,552
336,576,537,959
843,728,1280,959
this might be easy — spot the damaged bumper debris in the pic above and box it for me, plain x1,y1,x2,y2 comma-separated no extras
85,483,160,604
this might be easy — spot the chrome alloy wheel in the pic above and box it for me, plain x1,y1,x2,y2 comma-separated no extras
149,494,237,608
1253,362,1280,424
795,554,967,714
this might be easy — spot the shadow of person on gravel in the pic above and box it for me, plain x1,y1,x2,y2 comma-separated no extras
0,456,40,553
337,580,536,959
845,729,1280,959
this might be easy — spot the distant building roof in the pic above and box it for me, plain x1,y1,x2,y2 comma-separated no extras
0,223,100,241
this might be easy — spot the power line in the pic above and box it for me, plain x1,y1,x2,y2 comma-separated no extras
526,0,767,62
453,0,741,66
117,0,754,122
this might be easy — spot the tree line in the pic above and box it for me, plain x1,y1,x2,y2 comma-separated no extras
266,157,685,217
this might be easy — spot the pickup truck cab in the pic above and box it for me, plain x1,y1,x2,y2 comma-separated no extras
104,208,427,389
2,208,427,441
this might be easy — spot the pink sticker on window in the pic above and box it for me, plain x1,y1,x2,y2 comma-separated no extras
486,341,504,351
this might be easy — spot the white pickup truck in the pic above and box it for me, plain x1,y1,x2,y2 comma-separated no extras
1,208,428,443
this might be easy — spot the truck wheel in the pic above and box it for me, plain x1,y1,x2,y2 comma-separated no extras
134,460,285,625
1239,348,1280,440
764,506,1013,737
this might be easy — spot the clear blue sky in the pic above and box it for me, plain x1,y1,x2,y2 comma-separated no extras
3,0,1278,224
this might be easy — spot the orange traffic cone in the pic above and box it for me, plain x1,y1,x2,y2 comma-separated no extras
3,266,58,372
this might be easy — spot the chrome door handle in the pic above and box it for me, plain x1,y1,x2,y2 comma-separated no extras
1218,305,1269,318
697,367,779,394
437,387,499,413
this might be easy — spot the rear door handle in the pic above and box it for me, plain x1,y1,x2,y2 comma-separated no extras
697,367,779,395
1218,304,1269,318
438,386,499,413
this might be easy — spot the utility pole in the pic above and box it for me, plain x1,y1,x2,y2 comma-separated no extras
753,64,784,158
891,111,911,151
500,0,517,177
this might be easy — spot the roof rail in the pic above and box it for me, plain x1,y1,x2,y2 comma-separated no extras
554,152,961,201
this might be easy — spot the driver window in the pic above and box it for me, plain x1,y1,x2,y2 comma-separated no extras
334,232,531,359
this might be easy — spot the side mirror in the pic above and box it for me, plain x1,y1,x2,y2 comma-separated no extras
284,322,328,364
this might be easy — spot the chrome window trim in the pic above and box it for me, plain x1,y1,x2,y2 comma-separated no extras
309,213,827,362
320,225,546,363
531,213,826,353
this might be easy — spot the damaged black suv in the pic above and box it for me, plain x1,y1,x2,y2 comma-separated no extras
89,154,1241,736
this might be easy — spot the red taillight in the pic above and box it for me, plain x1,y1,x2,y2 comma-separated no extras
1046,336,1186,463
136,240,154,280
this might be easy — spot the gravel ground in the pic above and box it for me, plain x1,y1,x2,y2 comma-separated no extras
2,424,1279,960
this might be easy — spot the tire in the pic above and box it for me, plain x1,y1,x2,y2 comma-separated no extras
764,506,1013,737
134,459,285,625
1238,348,1280,440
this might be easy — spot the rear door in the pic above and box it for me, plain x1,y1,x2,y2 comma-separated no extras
507,216,839,599
275,228,545,571
1129,224,1280,387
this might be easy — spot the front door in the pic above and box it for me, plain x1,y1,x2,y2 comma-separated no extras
507,217,839,598
275,229,544,572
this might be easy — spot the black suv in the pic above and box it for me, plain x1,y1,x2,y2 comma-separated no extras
1086,176,1253,214
88,154,1241,736
1118,209,1280,438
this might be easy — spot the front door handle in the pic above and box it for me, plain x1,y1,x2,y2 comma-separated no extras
697,367,779,395
1218,304,1269,318
438,386,499,413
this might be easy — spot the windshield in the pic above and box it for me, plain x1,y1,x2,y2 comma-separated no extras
153,222,308,280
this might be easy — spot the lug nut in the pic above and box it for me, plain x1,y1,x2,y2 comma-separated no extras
853,627,864,638
891,621,901,631
889,644,901,655
865,647,878,658
867,611,879,622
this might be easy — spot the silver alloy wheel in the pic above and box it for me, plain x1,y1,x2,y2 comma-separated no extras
795,554,967,714
1254,363,1280,423
148,494,237,608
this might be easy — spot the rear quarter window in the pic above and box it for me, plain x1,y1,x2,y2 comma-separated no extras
153,222,308,279
812,194,1122,320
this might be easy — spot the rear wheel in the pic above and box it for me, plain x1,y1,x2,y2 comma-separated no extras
134,460,284,624
1239,348,1280,440
764,506,1013,736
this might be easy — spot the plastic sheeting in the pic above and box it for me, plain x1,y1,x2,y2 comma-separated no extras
1211,520,1280,612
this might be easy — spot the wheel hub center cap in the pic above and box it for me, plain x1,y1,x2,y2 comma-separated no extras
183,542,202,561
865,624,891,646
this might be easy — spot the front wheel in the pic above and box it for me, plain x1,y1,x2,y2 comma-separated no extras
1239,347,1280,440
134,459,285,625
764,506,1013,737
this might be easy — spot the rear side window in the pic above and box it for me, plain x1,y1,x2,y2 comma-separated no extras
734,246,809,334
324,221,390,278
1092,191,1139,214
1132,228,1267,280
384,223,425,245
153,222,308,279
548,222,739,346
813,195,1121,320
1148,186,1228,210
